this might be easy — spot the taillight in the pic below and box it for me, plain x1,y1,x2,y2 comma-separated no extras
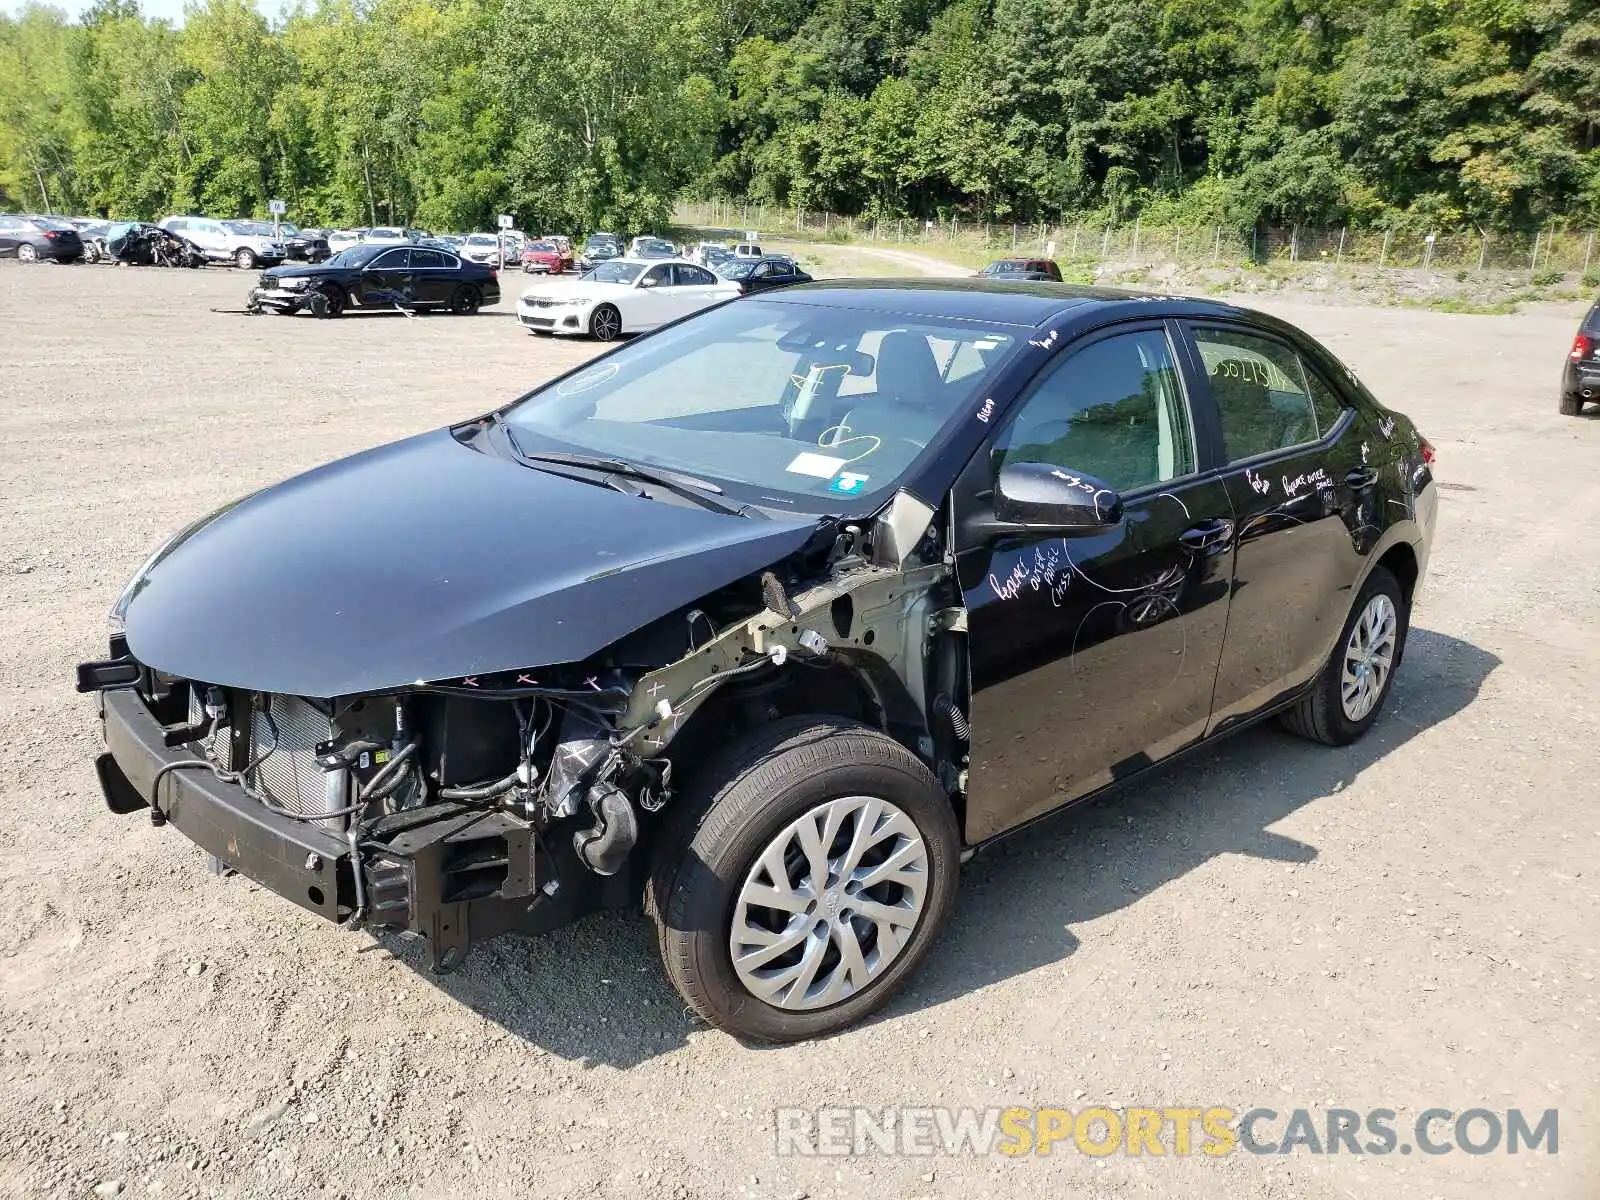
1572,333,1593,361
1418,435,1436,466
43,230,61,239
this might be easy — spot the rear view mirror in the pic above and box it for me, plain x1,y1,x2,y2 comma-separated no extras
995,461,1123,528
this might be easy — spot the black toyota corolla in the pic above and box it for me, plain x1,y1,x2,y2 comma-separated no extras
78,282,1436,1042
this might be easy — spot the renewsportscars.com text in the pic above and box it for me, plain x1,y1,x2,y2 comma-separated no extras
775,1106,1558,1158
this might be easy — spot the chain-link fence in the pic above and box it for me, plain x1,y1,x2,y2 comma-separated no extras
677,199,1600,277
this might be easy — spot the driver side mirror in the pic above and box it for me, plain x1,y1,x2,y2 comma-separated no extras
639,276,659,288
994,461,1123,528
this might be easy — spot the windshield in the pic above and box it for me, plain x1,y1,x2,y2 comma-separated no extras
326,244,386,268
984,261,1025,275
32,216,78,231
504,299,1017,512
718,261,755,279
526,241,557,252
278,222,301,235
465,234,498,245
368,227,404,239
582,261,644,284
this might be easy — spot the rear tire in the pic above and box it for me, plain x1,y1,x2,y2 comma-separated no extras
81,242,100,265
1560,391,1583,416
649,716,960,1043
17,243,38,262
449,284,480,315
589,303,622,341
1279,566,1406,746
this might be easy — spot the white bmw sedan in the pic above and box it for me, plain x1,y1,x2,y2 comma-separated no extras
518,257,741,341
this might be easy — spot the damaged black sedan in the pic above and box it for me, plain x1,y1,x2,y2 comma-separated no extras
248,242,498,316
80,282,1436,1042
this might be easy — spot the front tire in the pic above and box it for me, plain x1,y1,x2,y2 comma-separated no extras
1279,566,1406,745
589,303,622,341
82,242,100,265
234,247,257,269
310,285,345,318
449,284,481,315
650,717,960,1043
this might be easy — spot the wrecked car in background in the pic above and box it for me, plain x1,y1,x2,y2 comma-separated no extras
79,281,1435,1042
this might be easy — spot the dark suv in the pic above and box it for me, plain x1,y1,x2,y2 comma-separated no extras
1560,297,1600,415
78,282,1436,1043
981,257,1063,282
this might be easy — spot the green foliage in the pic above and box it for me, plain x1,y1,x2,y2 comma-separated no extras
0,0,1596,231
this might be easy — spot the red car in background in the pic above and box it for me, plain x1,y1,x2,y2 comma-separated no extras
520,238,571,275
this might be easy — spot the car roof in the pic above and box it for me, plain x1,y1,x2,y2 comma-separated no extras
755,278,1262,330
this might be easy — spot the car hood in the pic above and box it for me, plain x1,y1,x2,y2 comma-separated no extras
118,429,822,698
262,262,337,281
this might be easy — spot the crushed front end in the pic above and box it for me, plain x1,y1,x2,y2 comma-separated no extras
79,651,657,970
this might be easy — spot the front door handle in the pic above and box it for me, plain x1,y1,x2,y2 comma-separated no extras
1346,467,1378,490
1179,519,1234,552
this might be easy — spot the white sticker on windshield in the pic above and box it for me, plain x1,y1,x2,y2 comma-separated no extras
786,451,848,478
556,363,619,395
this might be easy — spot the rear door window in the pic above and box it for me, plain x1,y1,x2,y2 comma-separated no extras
1190,327,1322,462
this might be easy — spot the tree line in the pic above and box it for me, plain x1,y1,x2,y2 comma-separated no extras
1,0,1596,236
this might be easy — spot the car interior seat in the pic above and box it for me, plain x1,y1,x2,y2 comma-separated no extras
833,331,950,451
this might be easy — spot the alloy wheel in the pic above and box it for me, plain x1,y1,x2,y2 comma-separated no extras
18,244,37,262
1341,593,1397,721
729,794,930,1011
591,305,621,341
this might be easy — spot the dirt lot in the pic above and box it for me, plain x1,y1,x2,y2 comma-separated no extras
1,262,1596,1200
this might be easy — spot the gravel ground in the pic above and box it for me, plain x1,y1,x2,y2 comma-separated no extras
0,262,1596,1200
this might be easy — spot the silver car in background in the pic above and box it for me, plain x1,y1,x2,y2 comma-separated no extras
460,233,502,264
159,216,287,268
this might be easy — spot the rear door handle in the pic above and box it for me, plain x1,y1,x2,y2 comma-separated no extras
1346,467,1378,490
1179,519,1234,552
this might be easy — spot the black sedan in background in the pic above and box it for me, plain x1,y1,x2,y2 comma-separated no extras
277,223,331,263
716,255,813,294
247,243,500,316
1560,297,1600,415
0,213,84,262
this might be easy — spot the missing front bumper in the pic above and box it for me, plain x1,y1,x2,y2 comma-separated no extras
92,688,622,969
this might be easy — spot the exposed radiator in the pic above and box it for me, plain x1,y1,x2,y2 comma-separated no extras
249,695,342,819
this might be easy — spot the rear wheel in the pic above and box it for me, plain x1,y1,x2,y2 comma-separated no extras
650,717,960,1042
17,243,37,263
589,303,622,341
449,284,481,315
1560,391,1583,416
1279,566,1406,746
81,242,100,265
234,247,257,269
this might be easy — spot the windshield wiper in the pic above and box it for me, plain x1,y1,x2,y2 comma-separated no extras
496,434,764,519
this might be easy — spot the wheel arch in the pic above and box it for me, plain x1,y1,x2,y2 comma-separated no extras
660,655,933,791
